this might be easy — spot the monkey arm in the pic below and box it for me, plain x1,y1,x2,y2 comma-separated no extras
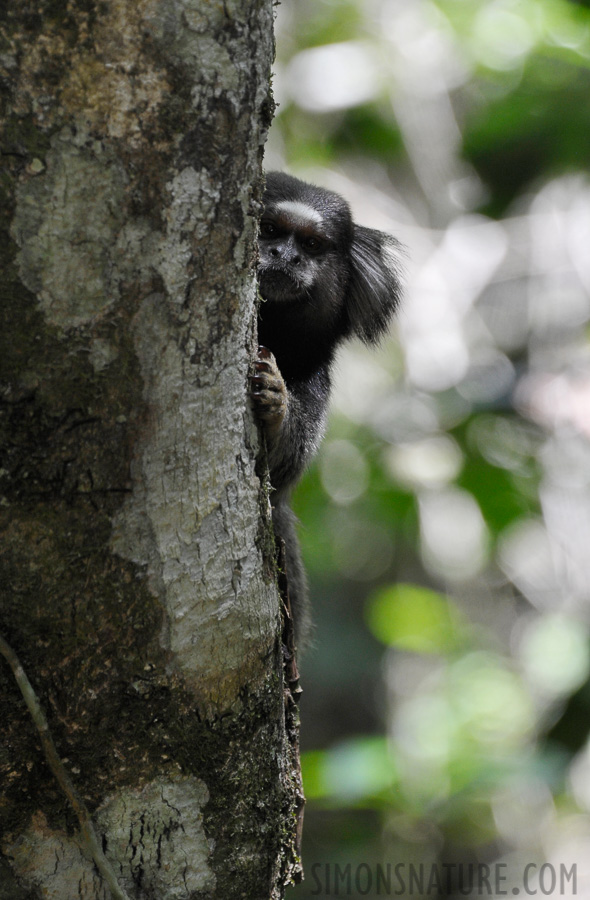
250,346,330,497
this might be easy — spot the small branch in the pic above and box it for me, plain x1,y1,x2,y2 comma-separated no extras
0,633,132,900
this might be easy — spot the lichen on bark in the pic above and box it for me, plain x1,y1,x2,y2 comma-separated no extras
1,0,300,897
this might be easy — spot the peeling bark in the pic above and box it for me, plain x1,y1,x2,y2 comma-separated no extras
0,1,302,897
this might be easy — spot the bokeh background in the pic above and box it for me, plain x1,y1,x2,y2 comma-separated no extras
264,0,590,897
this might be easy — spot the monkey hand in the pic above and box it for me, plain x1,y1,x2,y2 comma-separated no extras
250,346,288,434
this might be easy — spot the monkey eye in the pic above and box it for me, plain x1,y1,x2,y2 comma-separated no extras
260,220,278,238
300,235,323,254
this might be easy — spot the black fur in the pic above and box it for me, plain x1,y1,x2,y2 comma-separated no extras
251,172,402,646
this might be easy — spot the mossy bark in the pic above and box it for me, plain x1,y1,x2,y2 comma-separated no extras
0,1,302,897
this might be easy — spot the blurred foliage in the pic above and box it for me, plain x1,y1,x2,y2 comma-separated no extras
267,0,590,896
367,584,468,654
463,57,590,215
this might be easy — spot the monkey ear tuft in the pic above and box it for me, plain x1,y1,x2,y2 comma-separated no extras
347,225,403,344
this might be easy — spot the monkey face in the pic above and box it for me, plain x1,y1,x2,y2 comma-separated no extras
258,171,402,341
258,199,345,304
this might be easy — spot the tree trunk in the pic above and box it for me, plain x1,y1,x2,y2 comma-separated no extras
0,2,303,898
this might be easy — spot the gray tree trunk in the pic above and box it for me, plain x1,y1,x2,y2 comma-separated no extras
0,2,303,898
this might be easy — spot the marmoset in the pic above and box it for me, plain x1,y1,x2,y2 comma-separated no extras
250,172,402,646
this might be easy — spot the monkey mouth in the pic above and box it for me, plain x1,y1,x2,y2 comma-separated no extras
258,267,305,302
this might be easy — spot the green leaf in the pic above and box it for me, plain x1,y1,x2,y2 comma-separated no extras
366,584,466,653
302,736,397,803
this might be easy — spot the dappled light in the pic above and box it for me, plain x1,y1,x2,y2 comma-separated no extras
269,0,590,896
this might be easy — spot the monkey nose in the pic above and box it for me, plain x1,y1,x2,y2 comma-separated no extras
285,249,300,265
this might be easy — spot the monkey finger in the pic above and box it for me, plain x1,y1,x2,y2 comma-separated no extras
250,375,269,391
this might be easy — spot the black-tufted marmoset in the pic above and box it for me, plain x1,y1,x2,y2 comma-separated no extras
250,172,403,647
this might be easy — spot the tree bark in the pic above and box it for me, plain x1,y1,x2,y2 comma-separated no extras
0,2,302,897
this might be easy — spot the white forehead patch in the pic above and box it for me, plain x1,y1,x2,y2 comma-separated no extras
277,200,323,227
